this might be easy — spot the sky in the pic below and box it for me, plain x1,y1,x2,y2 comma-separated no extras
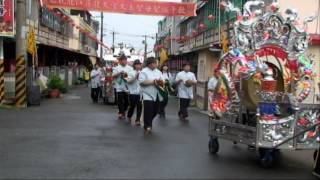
92,0,181,55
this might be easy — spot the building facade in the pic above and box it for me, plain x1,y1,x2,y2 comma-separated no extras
3,0,100,103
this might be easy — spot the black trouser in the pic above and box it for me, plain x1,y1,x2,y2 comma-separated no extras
117,92,129,115
91,87,101,103
127,94,142,121
179,98,191,118
159,95,168,115
143,99,160,130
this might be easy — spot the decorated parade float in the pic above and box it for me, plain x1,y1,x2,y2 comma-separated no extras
208,1,320,167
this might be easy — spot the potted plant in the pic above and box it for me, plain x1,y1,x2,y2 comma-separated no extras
48,75,66,98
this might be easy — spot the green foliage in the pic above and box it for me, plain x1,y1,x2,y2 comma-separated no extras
48,75,68,93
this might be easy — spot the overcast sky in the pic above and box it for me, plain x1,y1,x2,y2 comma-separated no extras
92,0,181,54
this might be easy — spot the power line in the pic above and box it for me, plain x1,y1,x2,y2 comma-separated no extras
103,27,155,38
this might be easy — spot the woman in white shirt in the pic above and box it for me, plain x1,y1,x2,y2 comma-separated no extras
138,57,163,134
125,60,142,126
175,63,197,121
159,65,172,118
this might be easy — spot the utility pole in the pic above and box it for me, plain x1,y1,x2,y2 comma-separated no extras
112,31,115,47
155,33,158,58
100,12,104,63
144,35,147,61
15,0,27,107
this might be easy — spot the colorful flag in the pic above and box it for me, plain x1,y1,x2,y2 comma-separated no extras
27,27,38,67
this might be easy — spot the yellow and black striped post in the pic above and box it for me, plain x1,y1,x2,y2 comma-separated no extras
0,38,4,104
15,55,27,107
0,59,4,104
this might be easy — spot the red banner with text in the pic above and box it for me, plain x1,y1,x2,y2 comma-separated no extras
42,0,197,17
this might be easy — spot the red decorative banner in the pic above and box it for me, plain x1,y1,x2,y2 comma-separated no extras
0,0,14,37
42,0,196,17
256,45,288,60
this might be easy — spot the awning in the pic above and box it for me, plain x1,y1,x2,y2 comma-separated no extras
38,43,97,57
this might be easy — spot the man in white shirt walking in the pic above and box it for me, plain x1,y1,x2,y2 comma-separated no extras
112,54,133,119
139,57,163,133
90,64,102,103
208,68,220,93
175,63,197,121
125,60,142,126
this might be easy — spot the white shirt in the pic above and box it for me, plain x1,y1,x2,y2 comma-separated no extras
138,67,163,102
161,72,171,80
112,65,133,92
127,70,141,95
208,76,218,91
175,71,197,99
90,69,102,88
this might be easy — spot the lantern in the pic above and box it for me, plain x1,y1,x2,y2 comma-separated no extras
199,23,206,30
208,14,215,21
271,2,280,12
63,15,69,21
192,29,197,35
56,11,62,16
220,1,228,10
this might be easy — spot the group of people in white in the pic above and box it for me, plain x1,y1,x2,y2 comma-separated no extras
91,54,197,134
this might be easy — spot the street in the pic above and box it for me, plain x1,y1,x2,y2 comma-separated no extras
0,86,317,179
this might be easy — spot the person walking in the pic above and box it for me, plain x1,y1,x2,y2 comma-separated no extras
84,67,90,87
159,65,172,118
112,54,133,119
208,68,220,94
90,64,102,103
125,60,143,126
139,57,163,133
175,63,197,121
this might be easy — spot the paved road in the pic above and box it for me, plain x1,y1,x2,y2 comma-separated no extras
0,86,317,179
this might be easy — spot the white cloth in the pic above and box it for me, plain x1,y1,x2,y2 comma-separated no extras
175,71,197,99
208,76,218,91
127,70,141,95
138,67,163,102
112,65,133,92
36,74,48,92
90,69,102,88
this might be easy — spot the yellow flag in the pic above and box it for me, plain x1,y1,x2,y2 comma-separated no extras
27,27,36,57
159,48,168,67
221,32,229,53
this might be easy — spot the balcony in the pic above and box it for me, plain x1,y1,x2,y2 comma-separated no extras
178,27,219,54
